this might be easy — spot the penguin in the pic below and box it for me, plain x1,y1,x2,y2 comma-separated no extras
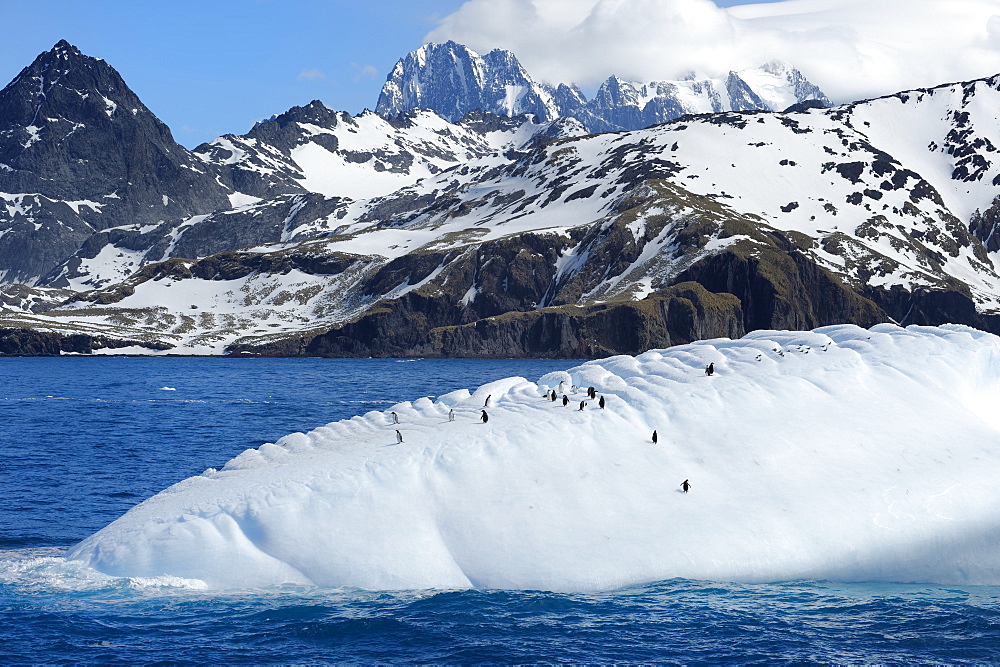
571,384,578,394
484,394,491,407
395,430,403,443
588,386,596,399
448,409,455,422
562,395,569,406
681,479,691,493
550,391,557,402
579,401,586,411
705,363,714,376
652,430,658,444
481,410,489,423
599,395,606,409
391,411,399,424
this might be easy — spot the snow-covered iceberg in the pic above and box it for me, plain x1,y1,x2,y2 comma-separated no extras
68,324,1000,590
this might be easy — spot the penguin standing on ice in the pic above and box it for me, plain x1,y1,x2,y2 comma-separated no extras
449,409,455,422
705,363,714,376
681,479,691,493
588,386,596,399
579,401,587,411
550,391,558,402
599,395,606,409
395,430,403,443
562,395,569,406
484,394,491,407
391,411,399,424
481,410,489,423
652,430,658,444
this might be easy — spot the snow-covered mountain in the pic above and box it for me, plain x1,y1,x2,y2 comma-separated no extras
4,41,1000,357
40,107,585,292
376,41,561,123
67,323,1000,589
578,62,830,132
376,41,830,132
193,102,582,202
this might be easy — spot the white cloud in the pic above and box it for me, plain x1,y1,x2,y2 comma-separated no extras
425,0,1000,103
298,68,326,81
351,63,381,82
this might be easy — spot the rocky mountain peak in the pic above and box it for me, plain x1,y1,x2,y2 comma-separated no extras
0,40,231,284
376,41,558,123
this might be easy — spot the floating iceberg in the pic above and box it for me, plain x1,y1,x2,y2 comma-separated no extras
68,324,1000,590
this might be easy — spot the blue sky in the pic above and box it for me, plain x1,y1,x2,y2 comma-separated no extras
0,0,781,147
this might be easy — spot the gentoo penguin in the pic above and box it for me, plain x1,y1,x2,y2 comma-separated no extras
396,430,403,443
481,410,489,423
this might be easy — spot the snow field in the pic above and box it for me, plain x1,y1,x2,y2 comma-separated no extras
67,324,1000,590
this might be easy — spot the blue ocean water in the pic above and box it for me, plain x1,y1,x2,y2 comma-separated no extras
2,357,1000,663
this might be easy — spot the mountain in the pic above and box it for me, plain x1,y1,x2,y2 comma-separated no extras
3,41,1000,357
0,40,232,284
40,106,585,292
376,41,560,123
192,101,579,202
375,42,830,133
578,62,830,132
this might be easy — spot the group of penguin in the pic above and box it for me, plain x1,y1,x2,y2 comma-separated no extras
544,382,606,412
391,394,494,443
389,368,713,492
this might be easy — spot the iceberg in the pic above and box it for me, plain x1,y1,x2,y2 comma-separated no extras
68,324,1000,590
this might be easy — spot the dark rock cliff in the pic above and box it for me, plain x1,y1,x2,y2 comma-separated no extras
0,40,230,283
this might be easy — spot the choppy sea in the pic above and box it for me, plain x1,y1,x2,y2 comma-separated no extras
2,357,999,664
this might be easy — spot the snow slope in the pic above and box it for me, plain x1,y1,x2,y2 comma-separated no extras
68,324,1000,590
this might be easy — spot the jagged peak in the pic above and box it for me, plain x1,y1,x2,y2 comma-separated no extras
52,39,78,54
408,40,481,65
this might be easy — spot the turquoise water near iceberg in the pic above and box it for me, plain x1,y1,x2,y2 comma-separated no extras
2,357,1000,663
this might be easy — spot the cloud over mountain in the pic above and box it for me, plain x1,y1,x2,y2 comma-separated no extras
425,0,1000,104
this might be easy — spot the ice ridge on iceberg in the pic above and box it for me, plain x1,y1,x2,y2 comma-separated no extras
68,324,1000,590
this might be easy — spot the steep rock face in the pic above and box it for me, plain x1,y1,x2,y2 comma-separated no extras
970,196,1000,253
674,242,887,332
0,327,171,355
376,41,559,122
0,41,231,283
299,283,745,358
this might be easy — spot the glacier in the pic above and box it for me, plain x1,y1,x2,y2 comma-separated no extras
67,324,1000,590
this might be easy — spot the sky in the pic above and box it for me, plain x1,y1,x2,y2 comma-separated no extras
2,0,999,148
